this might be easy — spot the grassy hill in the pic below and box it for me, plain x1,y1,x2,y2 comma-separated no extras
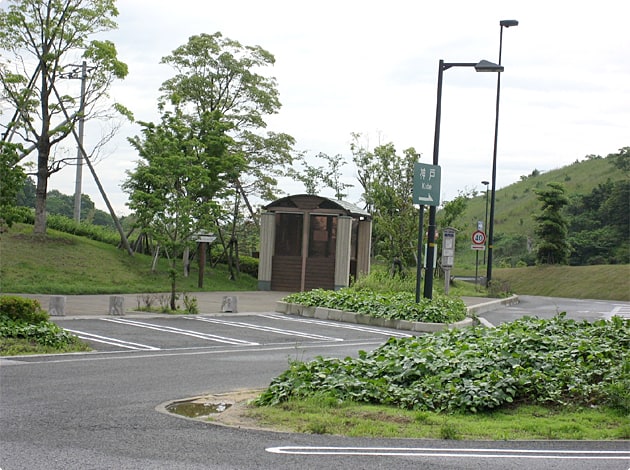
0,223,257,294
450,154,627,268
492,265,629,301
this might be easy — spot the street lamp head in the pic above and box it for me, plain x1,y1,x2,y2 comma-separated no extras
481,180,489,186
474,59,504,72
500,19,519,28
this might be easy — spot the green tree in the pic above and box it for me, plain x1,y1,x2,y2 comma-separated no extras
534,182,570,264
287,152,353,200
609,146,630,175
0,142,27,227
0,0,128,234
437,192,470,230
351,135,418,266
123,110,238,309
568,177,630,265
158,32,294,236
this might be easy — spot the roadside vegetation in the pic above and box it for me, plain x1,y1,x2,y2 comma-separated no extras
282,288,467,324
252,314,630,439
0,295,90,356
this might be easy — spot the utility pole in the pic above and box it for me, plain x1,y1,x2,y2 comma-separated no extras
60,61,95,222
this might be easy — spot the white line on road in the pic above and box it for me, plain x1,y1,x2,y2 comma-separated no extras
188,316,344,342
266,446,630,460
3,340,384,364
101,318,259,346
259,313,414,337
603,305,630,320
63,329,160,350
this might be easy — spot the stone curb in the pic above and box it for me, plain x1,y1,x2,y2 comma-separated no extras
466,295,520,315
275,301,473,333
274,295,519,333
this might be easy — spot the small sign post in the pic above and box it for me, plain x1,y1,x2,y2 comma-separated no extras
471,227,486,288
195,233,216,288
442,228,456,295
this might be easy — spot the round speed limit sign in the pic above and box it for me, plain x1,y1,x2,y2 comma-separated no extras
472,230,486,245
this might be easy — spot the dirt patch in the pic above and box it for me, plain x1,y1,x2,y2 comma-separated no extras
161,389,276,431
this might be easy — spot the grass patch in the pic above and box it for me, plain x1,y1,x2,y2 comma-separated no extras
0,336,91,356
493,265,630,301
0,224,257,294
246,398,629,440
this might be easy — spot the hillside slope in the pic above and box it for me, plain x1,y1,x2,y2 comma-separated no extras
451,154,627,266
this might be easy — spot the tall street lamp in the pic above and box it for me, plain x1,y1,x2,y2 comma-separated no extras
423,59,504,299
482,180,490,264
486,19,518,287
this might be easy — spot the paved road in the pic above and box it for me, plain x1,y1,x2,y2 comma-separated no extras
481,295,630,324
1,294,629,469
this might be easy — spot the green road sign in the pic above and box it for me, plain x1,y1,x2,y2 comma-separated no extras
413,162,441,206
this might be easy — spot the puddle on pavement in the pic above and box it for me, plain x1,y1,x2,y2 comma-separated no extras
166,399,232,418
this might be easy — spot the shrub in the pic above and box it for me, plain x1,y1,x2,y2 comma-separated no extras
46,214,121,245
0,295,89,353
282,288,467,324
238,255,259,278
0,296,49,324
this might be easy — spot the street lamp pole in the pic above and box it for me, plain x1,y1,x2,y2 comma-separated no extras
482,180,490,264
423,59,504,299
486,19,518,287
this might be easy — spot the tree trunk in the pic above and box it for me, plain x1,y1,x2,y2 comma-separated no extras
34,60,51,235
33,159,48,234
183,246,190,277
236,179,259,229
169,260,177,311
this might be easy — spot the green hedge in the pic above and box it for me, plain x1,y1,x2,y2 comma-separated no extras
0,295,49,324
238,255,259,278
282,288,467,324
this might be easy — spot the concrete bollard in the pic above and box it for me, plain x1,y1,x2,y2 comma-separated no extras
109,296,125,316
221,296,238,313
48,296,66,316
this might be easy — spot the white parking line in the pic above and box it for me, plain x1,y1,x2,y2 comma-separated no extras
64,329,160,350
188,316,344,342
266,446,630,460
101,318,259,345
259,313,414,337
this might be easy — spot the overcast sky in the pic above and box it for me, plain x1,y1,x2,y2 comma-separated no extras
8,0,630,216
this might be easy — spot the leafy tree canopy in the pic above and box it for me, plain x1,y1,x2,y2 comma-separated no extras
0,0,128,234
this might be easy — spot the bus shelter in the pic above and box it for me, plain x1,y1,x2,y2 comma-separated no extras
258,194,372,292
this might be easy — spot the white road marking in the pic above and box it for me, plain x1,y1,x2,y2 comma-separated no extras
63,329,160,350
3,340,384,364
101,318,259,345
189,316,344,342
259,313,414,337
603,305,630,320
266,446,630,460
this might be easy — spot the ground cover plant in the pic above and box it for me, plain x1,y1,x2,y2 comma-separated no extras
255,314,630,415
0,296,90,355
282,288,467,324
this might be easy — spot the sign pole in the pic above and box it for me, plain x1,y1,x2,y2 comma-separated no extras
475,250,479,290
415,205,425,303
198,242,206,288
